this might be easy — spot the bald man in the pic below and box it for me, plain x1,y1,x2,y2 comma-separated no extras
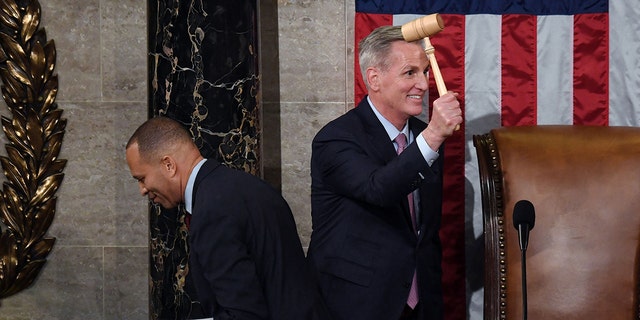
126,116,329,320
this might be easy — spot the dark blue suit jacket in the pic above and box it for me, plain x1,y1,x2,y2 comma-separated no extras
308,98,444,320
189,160,330,319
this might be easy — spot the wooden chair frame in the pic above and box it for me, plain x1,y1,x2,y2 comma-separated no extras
473,125,640,320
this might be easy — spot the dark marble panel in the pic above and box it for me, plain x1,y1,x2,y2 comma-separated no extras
149,0,260,174
147,0,259,319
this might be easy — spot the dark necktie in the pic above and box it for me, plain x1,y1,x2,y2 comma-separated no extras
394,133,419,309
185,214,191,229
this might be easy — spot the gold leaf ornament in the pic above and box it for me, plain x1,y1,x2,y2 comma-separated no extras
0,0,64,302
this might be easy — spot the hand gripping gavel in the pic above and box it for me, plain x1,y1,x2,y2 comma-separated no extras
401,14,460,131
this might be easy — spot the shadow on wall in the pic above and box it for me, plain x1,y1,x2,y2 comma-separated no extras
259,0,282,191
465,113,502,319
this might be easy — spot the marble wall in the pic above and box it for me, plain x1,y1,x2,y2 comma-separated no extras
0,0,154,318
0,0,353,318
277,0,354,248
147,0,260,318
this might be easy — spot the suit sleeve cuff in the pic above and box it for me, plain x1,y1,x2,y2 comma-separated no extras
416,133,439,167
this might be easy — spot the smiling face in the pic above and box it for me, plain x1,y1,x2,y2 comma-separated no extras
126,142,182,209
367,40,429,129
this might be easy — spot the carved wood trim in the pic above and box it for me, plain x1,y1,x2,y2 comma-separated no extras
473,131,506,319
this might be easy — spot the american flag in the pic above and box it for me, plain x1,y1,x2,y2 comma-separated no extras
355,0,640,319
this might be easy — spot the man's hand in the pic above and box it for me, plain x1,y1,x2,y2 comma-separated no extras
421,92,462,150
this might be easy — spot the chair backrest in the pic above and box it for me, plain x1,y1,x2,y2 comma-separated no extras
473,125,640,320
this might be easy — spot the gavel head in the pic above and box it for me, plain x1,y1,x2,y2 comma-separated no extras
401,13,444,42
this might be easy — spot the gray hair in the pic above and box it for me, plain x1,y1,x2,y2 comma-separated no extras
358,25,406,87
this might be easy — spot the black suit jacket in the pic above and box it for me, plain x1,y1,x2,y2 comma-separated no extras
308,97,444,320
189,160,330,319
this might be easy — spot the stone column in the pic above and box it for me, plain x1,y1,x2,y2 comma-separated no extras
147,0,260,318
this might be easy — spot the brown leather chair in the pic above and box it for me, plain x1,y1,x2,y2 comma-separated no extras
473,125,640,320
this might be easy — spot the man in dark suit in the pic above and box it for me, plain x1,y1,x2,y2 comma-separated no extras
307,25,462,320
126,116,329,320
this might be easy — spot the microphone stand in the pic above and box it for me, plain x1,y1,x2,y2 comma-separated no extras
519,224,528,320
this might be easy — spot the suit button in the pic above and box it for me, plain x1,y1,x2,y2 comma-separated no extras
404,281,411,288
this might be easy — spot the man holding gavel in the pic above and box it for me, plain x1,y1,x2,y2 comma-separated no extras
307,19,462,320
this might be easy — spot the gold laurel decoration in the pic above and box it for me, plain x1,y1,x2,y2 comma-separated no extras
0,0,65,301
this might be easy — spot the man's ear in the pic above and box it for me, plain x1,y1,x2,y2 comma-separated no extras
161,156,177,177
366,67,380,91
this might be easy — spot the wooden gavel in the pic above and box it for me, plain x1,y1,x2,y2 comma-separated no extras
401,14,460,131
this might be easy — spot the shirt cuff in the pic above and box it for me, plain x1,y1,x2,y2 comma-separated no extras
416,133,439,166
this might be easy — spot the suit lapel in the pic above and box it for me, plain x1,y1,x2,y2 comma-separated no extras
408,116,426,139
356,98,422,237
353,98,397,163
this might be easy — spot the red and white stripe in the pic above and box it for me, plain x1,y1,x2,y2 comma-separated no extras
355,1,640,318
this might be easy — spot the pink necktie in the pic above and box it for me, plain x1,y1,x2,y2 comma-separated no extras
394,133,419,309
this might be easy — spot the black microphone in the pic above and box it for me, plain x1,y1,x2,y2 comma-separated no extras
513,200,535,251
513,200,535,320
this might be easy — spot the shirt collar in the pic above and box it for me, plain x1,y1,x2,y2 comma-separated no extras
367,96,411,142
184,158,207,214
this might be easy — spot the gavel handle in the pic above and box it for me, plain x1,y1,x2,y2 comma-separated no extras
423,37,460,131
423,37,447,96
